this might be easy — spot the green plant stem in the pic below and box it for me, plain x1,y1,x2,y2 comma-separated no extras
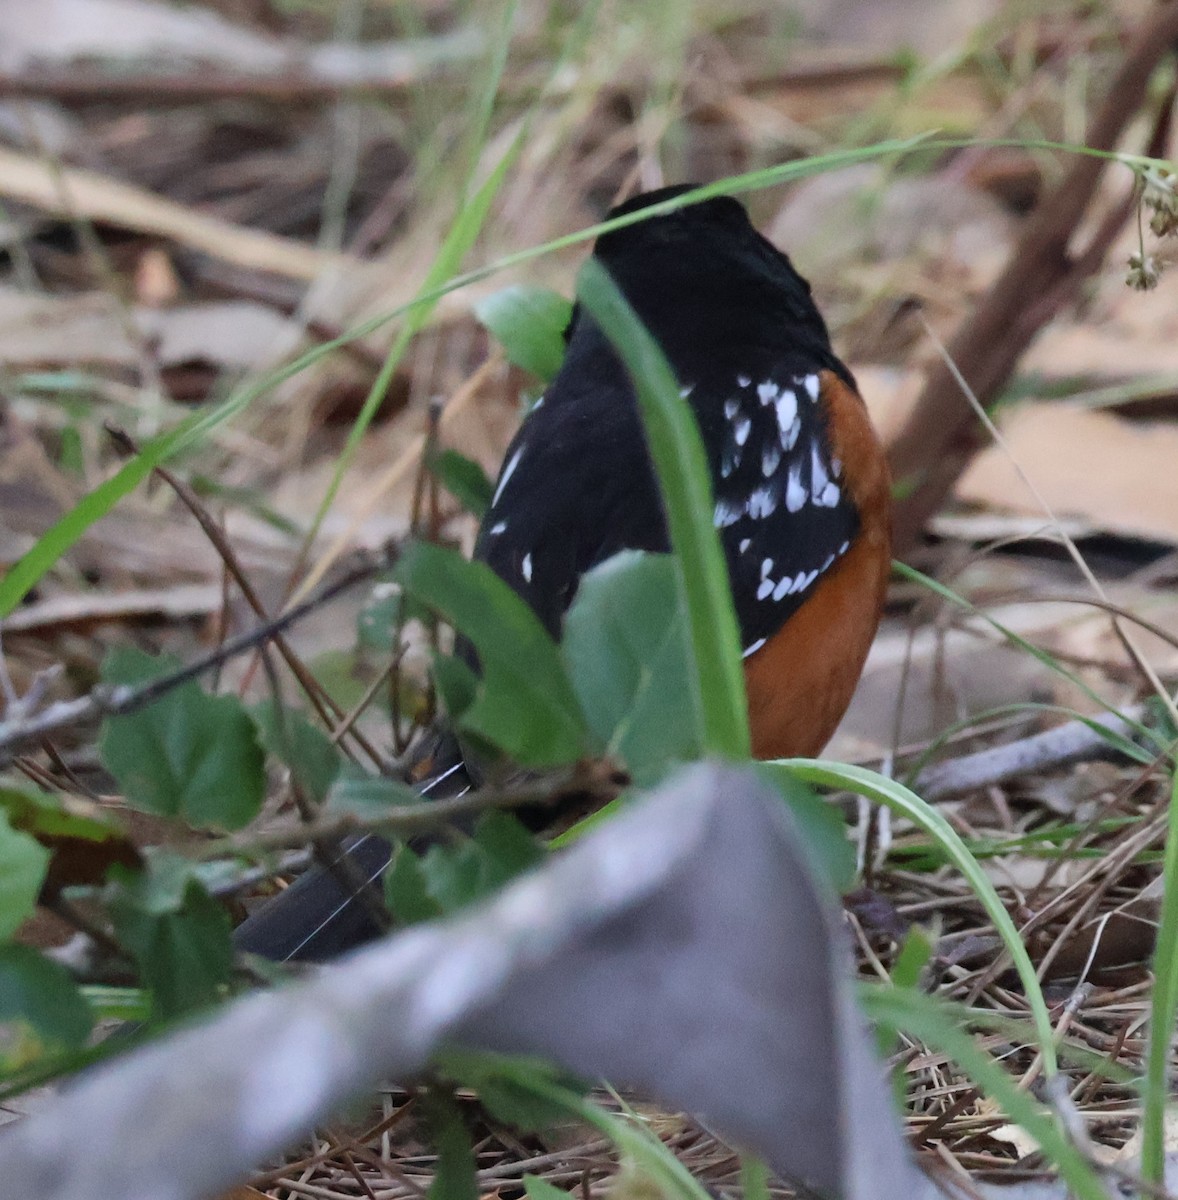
576,261,749,758
1142,770,1178,1185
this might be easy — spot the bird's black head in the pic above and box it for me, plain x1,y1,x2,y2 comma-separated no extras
574,185,835,371
596,185,762,255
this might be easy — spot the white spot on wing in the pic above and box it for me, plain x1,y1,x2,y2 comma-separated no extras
756,578,774,601
772,576,792,601
714,498,743,527
785,463,807,512
724,398,739,420
721,447,740,477
737,374,751,388
742,637,766,658
739,538,751,553
809,444,842,506
489,521,507,535
757,380,779,406
492,445,524,507
734,415,751,446
521,553,533,583
679,384,694,398
761,558,773,577
762,442,782,476
803,374,820,402
810,442,831,499
747,486,777,519
774,390,798,436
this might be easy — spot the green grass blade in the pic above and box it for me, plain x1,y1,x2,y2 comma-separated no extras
575,260,749,759
1142,770,1178,1185
769,758,1057,1077
303,0,521,543
862,986,1108,1200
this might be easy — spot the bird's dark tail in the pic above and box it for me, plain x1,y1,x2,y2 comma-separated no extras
231,752,471,963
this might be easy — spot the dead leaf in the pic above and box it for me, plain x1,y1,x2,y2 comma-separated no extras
956,404,1178,546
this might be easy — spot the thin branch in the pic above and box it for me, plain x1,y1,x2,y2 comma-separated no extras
0,548,393,760
888,1,1178,551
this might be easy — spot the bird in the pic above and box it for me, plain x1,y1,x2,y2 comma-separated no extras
232,185,892,963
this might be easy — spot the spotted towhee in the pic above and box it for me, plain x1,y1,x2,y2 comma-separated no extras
233,185,892,962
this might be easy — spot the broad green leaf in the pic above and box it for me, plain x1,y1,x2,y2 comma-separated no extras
0,811,48,941
251,701,342,805
429,449,495,518
474,284,572,381
108,857,233,1019
0,781,124,843
396,541,587,766
576,261,749,759
562,551,702,785
99,648,265,831
0,945,93,1066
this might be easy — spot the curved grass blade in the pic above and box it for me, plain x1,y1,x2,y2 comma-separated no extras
768,758,1057,1078
862,986,1108,1200
1142,770,1178,1185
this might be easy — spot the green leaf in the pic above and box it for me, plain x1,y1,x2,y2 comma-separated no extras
524,1175,571,1200
432,652,480,723
99,648,265,831
575,260,749,759
754,765,854,893
0,945,94,1066
396,541,587,766
429,449,495,518
422,1088,477,1200
389,812,541,923
562,551,703,785
0,811,49,940
474,285,572,381
251,701,342,805
385,844,443,925
108,856,233,1020
325,772,422,815
890,925,933,992
0,781,124,843
437,1048,587,1132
